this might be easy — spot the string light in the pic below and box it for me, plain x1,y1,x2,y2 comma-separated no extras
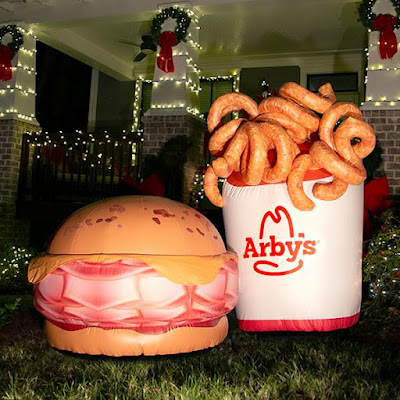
17,26,38,40
361,100,399,106
25,130,142,162
363,36,400,107
187,33,202,50
132,78,142,132
20,47,36,56
186,106,204,119
366,66,400,71
15,64,36,74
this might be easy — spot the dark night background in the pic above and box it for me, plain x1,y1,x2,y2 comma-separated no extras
35,41,91,132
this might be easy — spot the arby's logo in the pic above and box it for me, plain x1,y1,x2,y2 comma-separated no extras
243,206,318,276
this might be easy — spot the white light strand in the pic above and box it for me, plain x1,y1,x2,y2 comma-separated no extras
0,110,34,121
132,78,142,132
361,100,400,107
17,26,38,40
363,37,400,106
0,85,37,96
14,64,37,74
187,33,202,50
20,47,37,56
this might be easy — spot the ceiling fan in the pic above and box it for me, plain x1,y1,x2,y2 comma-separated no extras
118,35,157,62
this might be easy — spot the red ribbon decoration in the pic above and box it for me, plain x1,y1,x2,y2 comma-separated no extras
157,31,178,73
372,14,398,59
0,44,13,81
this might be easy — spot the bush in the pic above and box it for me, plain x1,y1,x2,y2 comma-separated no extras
362,211,400,335
0,297,20,327
0,245,36,294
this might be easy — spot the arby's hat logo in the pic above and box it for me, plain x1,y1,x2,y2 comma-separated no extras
243,206,318,276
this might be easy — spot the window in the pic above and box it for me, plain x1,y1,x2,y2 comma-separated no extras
141,82,153,117
199,78,234,120
307,73,359,104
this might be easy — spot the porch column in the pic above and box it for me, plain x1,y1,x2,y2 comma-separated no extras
361,0,400,199
142,8,206,203
0,23,39,245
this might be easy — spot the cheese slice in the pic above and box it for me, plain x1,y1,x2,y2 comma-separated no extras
28,252,238,285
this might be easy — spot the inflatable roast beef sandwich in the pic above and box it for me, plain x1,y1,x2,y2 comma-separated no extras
28,196,238,356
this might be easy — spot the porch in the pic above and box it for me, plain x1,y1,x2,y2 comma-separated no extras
0,0,398,247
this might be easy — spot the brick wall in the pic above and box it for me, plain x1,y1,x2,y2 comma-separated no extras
0,119,39,246
362,109,400,199
142,114,206,203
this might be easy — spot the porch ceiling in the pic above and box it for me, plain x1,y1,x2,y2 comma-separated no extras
0,0,367,80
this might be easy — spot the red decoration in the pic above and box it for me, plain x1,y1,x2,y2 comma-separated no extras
0,44,13,81
363,176,393,239
122,173,166,197
157,31,177,73
372,14,398,59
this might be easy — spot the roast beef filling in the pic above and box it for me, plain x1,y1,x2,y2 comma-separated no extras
34,258,238,334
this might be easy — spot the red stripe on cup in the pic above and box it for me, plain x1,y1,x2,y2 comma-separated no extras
238,313,360,332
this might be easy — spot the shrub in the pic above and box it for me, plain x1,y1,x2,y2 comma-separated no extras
0,297,20,326
0,245,36,294
362,211,400,335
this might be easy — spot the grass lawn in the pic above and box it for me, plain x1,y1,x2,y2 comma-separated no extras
0,295,399,400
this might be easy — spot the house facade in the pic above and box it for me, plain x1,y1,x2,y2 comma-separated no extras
0,0,399,246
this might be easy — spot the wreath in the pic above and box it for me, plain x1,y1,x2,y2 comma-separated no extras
0,25,24,81
151,7,192,73
358,0,400,29
151,7,191,44
358,0,400,59
0,25,24,55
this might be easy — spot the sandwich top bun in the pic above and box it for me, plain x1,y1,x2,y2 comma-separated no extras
28,196,236,285
48,196,225,256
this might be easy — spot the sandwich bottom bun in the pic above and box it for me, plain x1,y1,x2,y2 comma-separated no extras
45,316,228,356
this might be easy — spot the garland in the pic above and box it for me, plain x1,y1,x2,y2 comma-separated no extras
0,25,23,55
358,0,400,29
151,7,191,45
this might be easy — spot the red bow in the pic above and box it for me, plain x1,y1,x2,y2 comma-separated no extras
157,31,177,73
0,44,13,82
372,14,398,59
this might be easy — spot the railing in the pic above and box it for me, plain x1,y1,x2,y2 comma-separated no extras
18,130,142,203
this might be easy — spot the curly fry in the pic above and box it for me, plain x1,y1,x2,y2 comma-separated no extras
256,112,310,143
207,93,258,132
319,102,363,150
239,123,268,185
223,128,248,171
334,117,376,161
287,154,315,211
309,141,366,185
202,84,376,212
313,177,349,201
318,83,336,103
258,97,320,133
204,165,223,207
279,82,335,114
208,118,245,156
211,157,233,178
258,122,297,183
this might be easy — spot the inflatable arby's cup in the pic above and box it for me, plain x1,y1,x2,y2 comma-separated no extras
203,84,376,332
223,170,363,332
